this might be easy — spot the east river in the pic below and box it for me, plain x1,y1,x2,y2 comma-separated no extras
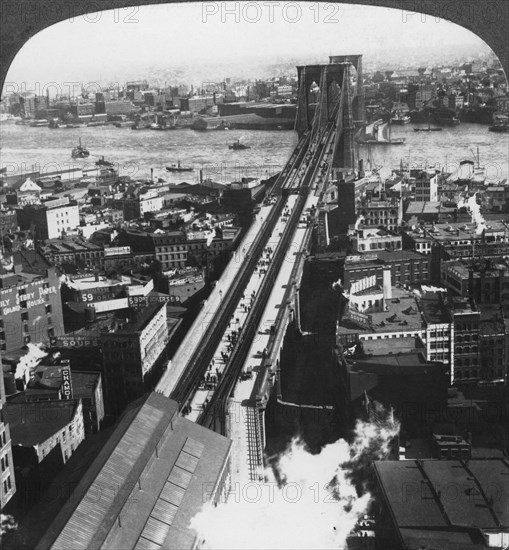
1,121,508,184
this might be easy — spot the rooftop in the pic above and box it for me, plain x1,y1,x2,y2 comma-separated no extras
37,392,231,550
407,221,509,243
70,302,165,338
360,336,425,357
339,287,424,335
375,458,509,532
418,293,451,325
4,400,80,447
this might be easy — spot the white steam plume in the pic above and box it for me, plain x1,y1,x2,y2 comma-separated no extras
458,193,487,235
15,343,47,381
191,410,399,550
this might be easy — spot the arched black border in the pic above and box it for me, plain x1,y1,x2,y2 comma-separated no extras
0,0,508,93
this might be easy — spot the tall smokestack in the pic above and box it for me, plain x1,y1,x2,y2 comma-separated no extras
200,169,203,185
382,268,392,309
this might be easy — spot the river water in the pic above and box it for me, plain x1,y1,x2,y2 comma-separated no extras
1,121,507,184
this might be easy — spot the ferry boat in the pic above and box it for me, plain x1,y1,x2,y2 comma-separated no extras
166,160,193,172
71,138,90,158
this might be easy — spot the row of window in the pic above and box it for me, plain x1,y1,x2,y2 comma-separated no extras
455,346,479,354
3,476,12,495
455,369,479,379
1,453,9,472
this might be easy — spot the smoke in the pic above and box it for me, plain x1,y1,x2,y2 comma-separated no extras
420,285,447,294
0,250,14,272
191,410,399,550
331,278,342,290
15,343,48,380
1,514,18,536
60,274,79,290
457,193,487,235
354,215,364,231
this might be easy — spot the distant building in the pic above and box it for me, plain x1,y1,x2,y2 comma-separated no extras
417,293,453,382
0,250,64,354
0,207,18,237
15,363,105,435
53,303,170,415
357,197,402,232
0,358,16,510
18,196,80,240
343,249,430,290
413,170,438,202
38,238,104,270
449,296,481,383
335,175,372,233
351,226,402,253
4,399,85,465
152,231,188,270
432,433,471,460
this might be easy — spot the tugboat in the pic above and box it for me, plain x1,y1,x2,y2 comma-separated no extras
229,139,250,150
71,138,90,158
96,156,114,167
166,160,194,172
489,120,509,133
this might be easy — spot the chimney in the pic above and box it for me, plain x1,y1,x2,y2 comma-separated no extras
200,169,203,184
358,159,364,179
382,268,392,308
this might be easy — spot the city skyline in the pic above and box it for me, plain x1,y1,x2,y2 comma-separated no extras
4,2,494,90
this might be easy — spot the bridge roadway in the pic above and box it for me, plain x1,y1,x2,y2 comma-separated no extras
157,105,339,454
184,195,300,422
195,112,340,429
156,131,311,400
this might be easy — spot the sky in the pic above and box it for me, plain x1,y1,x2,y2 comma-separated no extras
4,2,493,91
